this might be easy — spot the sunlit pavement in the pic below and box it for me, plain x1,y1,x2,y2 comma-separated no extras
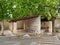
0,36,60,45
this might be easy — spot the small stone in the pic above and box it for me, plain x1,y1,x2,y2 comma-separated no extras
23,34,30,39
47,33,52,36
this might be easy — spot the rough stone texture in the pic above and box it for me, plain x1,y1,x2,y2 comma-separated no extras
41,19,60,33
41,21,49,32
17,21,23,29
8,17,41,35
0,20,9,30
55,19,60,32
48,21,52,33
55,19,60,28
41,21,52,34
9,22,13,32
4,20,9,30
9,22,18,35
25,17,41,34
23,34,30,39
13,22,17,34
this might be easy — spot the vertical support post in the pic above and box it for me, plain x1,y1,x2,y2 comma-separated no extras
37,17,41,34
34,17,41,35
48,21,52,34
13,22,17,34
9,22,13,32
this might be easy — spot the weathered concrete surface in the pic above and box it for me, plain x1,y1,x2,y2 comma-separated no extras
55,20,60,32
25,17,41,34
0,35,60,45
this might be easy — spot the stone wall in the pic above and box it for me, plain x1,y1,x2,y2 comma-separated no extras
41,19,60,33
55,19,60,32
17,21,23,29
41,21,49,32
9,17,41,34
0,21,9,30
4,21,9,30
41,21,52,33
25,17,41,34
55,19,60,28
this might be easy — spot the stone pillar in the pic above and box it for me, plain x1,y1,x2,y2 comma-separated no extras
48,21,52,34
36,17,41,34
9,22,13,32
13,22,17,34
28,17,41,34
